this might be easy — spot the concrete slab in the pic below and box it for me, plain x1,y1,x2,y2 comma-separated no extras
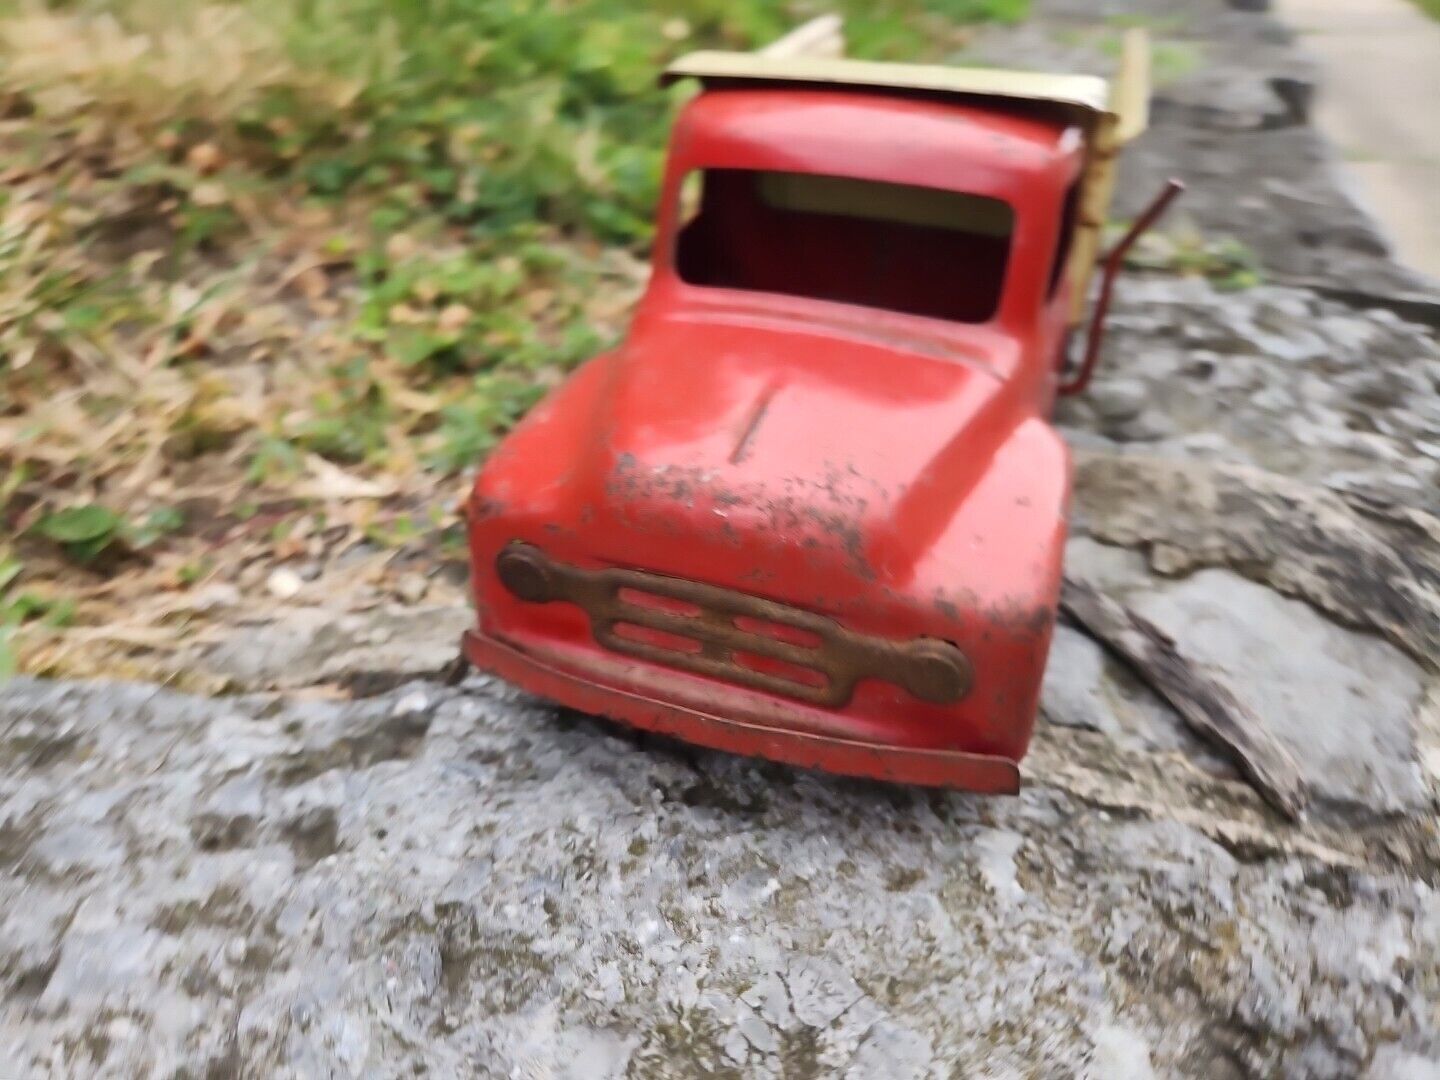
1275,0,1440,282
1130,568,1428,812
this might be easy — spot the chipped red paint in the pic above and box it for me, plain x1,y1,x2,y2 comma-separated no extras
465,87,1082,790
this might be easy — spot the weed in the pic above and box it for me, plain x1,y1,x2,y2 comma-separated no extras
33,505,127,563
364,514,421,548
430,372,547,474
1095,30,1201,86
0,552,20,678
132,506,186,547
176,558,214,587
31,503,186,563
1126,227,1264,291
1,549,78,677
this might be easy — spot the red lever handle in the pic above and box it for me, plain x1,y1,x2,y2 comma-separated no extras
1060,178,1186,397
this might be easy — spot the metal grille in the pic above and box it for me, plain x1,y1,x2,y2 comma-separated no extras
495,544,971,707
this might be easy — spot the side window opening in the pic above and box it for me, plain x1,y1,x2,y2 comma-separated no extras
1047,180,1081,298
675,169,1015,324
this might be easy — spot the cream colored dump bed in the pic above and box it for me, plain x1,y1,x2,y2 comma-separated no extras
662,30,1152,322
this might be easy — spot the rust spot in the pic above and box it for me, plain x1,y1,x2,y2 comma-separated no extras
468,497,506,522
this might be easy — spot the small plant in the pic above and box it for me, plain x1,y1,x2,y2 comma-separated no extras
291,363,394,464
1094,29,1200,86
1125,227,1263,291
176,557,215,586
0,553,21,679
33,505,127,563
32,503,186,564
430,373,548,475
0,552,75,678
132,506,187,547
364,514,421,549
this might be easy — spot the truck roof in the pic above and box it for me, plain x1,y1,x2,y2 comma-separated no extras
671,87,1079,180
662,52,1120,140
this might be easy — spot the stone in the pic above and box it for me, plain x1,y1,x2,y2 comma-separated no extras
972,828,1025,904
1268,74,1313,126
1182,352,1220,380
199,604,469,691
1089,1025,1158,1080
1366,1047,1440,1080
1040,624,1120,735
1128,569,1427,812
266,568,304,600
1110,411,1175,443
189,582,241,612
1089,378,1148,423
1062,537,1151,594
1175,431,1238,458
190,772,266,849
395,573,429,604
2,1,1438,1075
1421,359,1440,392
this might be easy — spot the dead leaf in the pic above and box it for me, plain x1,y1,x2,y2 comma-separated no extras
294,455,398,500
385,233,419,261
186,142,224,175
437,303,472,333
191,181,228,207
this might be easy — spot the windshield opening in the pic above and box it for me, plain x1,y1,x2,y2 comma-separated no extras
675,169,1014,324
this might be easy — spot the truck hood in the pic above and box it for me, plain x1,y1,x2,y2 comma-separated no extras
570,309,1025,587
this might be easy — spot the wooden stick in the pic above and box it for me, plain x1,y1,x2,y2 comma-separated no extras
759,15,845,59
1060,576,1310,820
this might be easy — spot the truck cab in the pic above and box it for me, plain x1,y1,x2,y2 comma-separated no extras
463,47,1151,792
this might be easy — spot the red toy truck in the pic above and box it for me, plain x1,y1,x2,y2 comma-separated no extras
463,26,1174,793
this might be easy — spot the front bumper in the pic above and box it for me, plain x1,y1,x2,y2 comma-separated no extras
462,626,1021,793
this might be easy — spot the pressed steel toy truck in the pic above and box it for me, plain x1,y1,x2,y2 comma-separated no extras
463,25,1177,793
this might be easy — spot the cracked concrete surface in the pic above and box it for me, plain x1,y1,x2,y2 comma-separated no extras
1,677,1437,1078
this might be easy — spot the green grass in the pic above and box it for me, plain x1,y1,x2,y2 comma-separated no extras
1092,27,1201,87
2,0,1029,245
0,0,1032,480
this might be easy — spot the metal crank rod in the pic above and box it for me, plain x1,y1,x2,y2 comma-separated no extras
1061,177,1186,396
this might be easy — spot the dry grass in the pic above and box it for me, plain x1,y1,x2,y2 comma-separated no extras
0,2,350,124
